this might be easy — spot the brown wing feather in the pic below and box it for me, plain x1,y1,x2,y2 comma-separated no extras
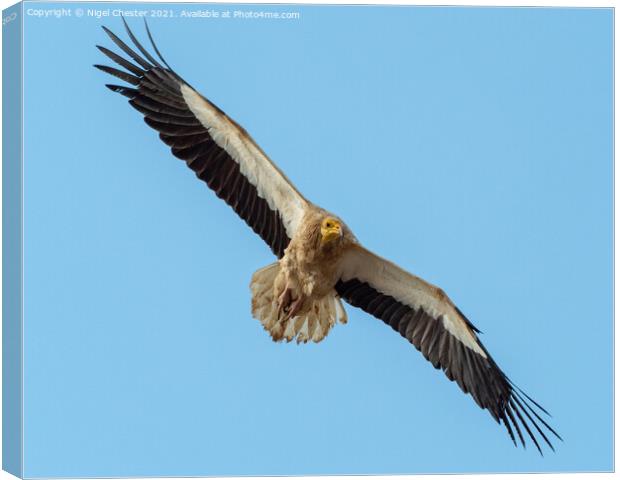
95,23,306,258
336,245,561,453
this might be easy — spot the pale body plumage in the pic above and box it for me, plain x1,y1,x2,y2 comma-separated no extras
96,20,560,454
251,208,355,343
277,209,349,303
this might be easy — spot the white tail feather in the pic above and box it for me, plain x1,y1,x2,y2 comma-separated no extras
250,262,347,344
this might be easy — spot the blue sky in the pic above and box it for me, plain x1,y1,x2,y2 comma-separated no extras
20,3,612,477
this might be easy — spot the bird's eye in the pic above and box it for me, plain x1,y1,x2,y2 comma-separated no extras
326,222,332,228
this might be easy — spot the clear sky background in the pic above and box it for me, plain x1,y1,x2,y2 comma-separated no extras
21,3,612,477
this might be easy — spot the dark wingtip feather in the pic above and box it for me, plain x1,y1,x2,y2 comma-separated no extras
101,25,119,43
105,84,138,98
143,18,173,70
510,399,543,455
507,378,552,416
94,64,140,85
512,390,563,442
101,23,152,70
505,404,526,449
96,44,144,76
121,16,163,69
500,411,517,447
512,394,556,452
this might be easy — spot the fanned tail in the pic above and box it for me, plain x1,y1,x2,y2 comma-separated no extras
250,263,347,344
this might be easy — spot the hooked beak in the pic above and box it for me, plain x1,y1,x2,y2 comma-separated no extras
321,224,343,244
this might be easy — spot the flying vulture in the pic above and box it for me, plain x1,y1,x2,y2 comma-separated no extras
95,20,561,454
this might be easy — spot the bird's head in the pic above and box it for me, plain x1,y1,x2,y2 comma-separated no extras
320,216,343,246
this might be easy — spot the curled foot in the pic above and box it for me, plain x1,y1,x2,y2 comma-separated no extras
277,286,304,321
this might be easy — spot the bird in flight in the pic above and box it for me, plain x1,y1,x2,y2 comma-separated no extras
95,20,561,454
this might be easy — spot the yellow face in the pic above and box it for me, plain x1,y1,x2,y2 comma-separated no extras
320,217,343,245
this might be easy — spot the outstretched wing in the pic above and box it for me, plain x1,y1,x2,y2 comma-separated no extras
336,244,561,454
95,20,308,258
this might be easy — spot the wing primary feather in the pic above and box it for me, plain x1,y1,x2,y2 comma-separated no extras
509,398,544,454
506,377,552,416
466,349,489,408
143,18,174,71
476,343,551,417
94,64,140,85
437,329,451,367
137,87,186,111
452,342,468,394
336,247,559,451
96,45,144,76
128,90,191,115
130,99,188,119
500,411,517,447
460,349,482,407
121,16,164,69
512,390,563,441
101,25,153,70
105,84,138,98
98,23,300,260
142,111,201,126
469,354,497,419
144,69,181,96
144,118,205,136
504,403,526,449
444,334,457,381
511,395,557,450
